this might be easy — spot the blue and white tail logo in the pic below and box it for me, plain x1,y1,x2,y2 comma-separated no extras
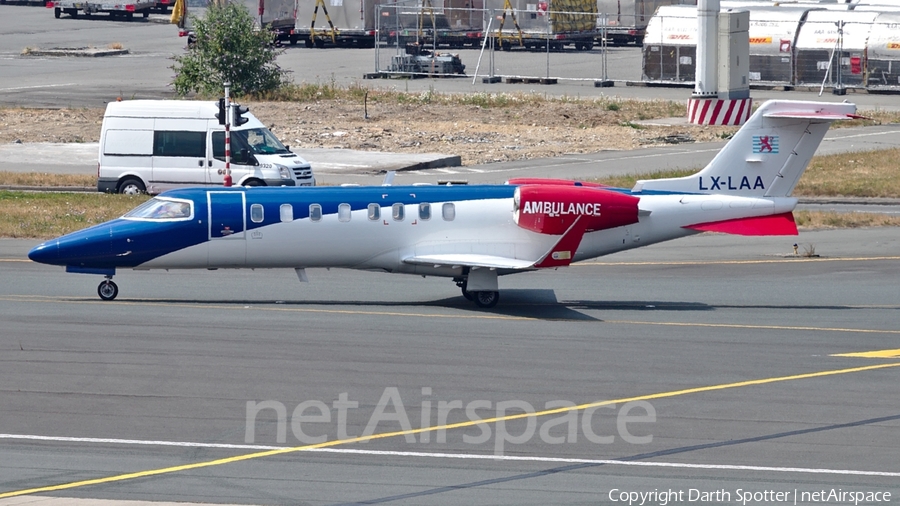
633,100,857,198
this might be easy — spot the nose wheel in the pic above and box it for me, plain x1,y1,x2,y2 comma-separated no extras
98,278,119,301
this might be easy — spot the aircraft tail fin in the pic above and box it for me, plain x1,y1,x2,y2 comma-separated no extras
633,100,859,198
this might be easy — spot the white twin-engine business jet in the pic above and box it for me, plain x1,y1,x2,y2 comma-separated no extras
29,100,859,307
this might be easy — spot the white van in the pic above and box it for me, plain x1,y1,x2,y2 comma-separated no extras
97,100,315,194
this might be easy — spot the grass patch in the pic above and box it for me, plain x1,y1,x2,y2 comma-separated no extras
0,171,96,188
794,148,900,197
795,211,900,229
0,191,148,238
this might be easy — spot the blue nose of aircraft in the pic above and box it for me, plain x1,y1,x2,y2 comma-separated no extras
28,240,60,265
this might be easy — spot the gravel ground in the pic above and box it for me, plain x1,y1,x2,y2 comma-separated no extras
0,100,732,166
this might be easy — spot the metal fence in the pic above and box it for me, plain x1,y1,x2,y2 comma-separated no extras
373,4,642,83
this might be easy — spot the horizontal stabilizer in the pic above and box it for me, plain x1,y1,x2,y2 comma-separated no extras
403,254,535,270
684,212,798,236
764,111,866,121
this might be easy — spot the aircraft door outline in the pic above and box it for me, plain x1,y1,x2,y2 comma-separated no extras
208,191,246,240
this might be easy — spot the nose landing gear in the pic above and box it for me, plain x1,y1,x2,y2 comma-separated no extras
98,276,119,301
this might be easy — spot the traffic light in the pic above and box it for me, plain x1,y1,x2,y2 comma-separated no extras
216,98,226,125
233,104,250,126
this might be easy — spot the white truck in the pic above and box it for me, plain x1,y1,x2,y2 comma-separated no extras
98,100,315,195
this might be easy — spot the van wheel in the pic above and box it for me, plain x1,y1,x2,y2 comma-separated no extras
118,178,146,195
243,179,265,187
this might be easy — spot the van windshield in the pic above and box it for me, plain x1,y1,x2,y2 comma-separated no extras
213,128,289,163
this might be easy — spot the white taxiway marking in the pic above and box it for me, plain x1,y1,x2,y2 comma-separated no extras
1,433,898,478
0,83,77,92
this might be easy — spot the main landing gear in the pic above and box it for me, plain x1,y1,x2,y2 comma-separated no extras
455,269,500,309
98,276,119,301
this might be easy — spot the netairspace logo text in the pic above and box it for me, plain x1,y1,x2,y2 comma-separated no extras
244,387,656,455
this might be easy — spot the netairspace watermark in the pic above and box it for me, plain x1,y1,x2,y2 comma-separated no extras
244,387,656,455
608,488,892,506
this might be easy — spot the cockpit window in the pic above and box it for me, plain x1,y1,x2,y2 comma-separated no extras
124,197,193,221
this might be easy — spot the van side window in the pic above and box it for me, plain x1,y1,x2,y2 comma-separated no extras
280,204,293,223
153,131,205,158
250,204,264,223
338,203,351,222
442,203,456,221
309,204,322,222
392,203,404,221
419,203,431,220
368,204,380,221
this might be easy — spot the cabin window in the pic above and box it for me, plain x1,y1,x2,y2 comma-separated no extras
250,204,264,223
309,204,322,222
418,203,431,221
392,203,404,221
153,131,206,158
280,204,293,222
442,203,455,221
338,203,351,222
124,197,193,221
367,203,380,221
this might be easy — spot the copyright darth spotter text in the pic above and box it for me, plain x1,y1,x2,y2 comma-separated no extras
608,488,892,506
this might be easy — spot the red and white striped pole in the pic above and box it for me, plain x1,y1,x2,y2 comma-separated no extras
223,81,233,187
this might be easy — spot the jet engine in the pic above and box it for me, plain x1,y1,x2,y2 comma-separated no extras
513,185,640,235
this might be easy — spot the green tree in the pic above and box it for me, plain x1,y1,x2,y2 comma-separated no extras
171,2,289,97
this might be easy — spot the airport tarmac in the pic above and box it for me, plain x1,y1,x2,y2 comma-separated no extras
1,227,898,504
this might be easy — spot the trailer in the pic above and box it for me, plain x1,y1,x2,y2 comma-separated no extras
483,0,598,51
290,0,486,49
793,9,878,88
50,0,155,18
866,12,900,90
597,0,688,46
175,0,297,44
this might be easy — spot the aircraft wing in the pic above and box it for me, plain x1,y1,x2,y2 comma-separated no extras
402,254,536,270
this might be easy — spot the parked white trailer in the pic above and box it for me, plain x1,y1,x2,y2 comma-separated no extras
51,0,155,19
175,0,297,44
866,12,900,89
597,0,688,46
292,0,400,48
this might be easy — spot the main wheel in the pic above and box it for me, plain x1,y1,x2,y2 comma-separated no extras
98,280,119,301
460,280,473,301
54,7,61,18
118,177,146,195
473,291,499,308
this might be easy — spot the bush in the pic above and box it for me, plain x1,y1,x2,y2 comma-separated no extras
171,3,289,97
